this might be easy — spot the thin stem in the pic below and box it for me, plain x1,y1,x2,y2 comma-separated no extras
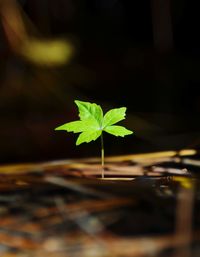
100,133,105,178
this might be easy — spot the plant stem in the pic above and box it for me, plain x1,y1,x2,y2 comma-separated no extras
100,133,105,178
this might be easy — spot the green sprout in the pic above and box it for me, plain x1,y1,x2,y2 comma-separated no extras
55,100,133,178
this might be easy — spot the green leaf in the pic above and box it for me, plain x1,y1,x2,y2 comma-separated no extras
76,130,102,145
102,107,126,128
55,100,134,178
55,119,99,133
55,120,84,133
75,100,103,125
104,125,133,137
55,100,134,147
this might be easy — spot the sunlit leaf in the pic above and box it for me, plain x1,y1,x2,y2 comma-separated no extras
76,130,102,145
102,107,126,127
104,125,133,137
55,100,133,145
75,100,103,125
55,119,99,133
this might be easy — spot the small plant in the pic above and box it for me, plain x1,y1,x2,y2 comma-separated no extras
55,100,133,178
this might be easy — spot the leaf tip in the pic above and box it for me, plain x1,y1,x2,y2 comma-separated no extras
127,130,134,136
74,99,81,107
54,126,60,131
74,99,83,105
76,139,81,146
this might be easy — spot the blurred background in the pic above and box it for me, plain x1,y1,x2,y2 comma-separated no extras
1,0,200,164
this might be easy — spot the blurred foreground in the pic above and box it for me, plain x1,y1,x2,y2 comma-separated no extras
0,150,200,256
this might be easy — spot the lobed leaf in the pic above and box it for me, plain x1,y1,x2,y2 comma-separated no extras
76,130,102,145
102,107,126,128
55,119,99,133
104,125,133,137
55,120,83,133
55,100,134,146
75,100,103,125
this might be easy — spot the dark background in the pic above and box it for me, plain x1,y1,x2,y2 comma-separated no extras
1,0,200,164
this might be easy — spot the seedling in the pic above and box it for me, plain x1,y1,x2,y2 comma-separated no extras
55,100,133,178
